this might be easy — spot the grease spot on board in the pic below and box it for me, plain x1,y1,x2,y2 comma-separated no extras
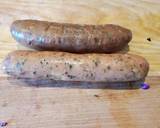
94,94,100,98
147,38,151,42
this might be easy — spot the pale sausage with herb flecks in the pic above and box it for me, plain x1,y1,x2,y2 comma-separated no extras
2,50,149,82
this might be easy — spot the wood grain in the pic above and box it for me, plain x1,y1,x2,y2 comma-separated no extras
0,0,160,76
0,76,159,128
0,0,160,128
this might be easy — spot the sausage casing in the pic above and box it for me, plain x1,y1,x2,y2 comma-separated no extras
2,50,149,82
11,20,132,53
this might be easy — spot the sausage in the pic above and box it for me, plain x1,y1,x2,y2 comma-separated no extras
10,20,132,53
2,50,149,82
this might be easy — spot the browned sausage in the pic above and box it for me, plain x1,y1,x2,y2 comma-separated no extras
10,20,132,53
2,50,149,82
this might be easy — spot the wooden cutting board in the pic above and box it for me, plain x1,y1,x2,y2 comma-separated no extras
0,0,160,128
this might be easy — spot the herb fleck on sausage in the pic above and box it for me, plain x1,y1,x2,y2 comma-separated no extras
69,64,73,69
65,72,68,74
28,41,32,45
33,71,36,75
67,75,75,79
107,66,111,70
120,69,123,71
93,59,100,67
